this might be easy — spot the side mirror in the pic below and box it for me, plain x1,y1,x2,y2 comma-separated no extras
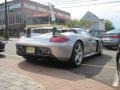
26,28,31,37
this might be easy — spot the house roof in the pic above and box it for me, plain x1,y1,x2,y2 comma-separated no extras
81,11,100,22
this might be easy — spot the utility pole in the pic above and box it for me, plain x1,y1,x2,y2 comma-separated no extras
5,0,9,39
48,2,56,25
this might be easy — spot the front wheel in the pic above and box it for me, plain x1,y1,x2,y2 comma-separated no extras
69,41,83,67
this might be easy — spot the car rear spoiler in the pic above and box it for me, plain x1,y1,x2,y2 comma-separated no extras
26,28,31,37
52,27,57,36
26,27,65,38
52,27,69,39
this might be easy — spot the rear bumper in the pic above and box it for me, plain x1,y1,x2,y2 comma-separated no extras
16,44,73,61
103,41,119,47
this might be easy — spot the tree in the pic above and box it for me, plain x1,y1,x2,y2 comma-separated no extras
65,19,92,28
79,19,92,28
105,20,115,31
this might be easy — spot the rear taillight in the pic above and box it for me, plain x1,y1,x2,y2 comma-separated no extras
50,36,69,43
112,35,120,38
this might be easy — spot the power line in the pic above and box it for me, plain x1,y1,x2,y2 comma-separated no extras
56,0,120,8
53,0,99,3
37,0,120,8
54,0,100,5
37,0,100,5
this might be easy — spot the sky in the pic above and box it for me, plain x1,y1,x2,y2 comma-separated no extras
1,0,120,29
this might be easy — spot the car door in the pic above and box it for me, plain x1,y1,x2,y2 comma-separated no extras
77,30,91,55
88,34,97,52
80,31,97,53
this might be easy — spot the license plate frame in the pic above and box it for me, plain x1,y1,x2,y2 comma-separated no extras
26,47,35,54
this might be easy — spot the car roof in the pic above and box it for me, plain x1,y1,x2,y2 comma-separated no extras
31,27,61,30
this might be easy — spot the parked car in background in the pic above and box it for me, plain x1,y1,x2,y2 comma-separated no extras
16,27,103,67
0,36,6,52
0,40,5,52
102,29,120,48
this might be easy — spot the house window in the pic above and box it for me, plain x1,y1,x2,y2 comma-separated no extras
37,7,47,12
24,3,36,10
9,3,21,10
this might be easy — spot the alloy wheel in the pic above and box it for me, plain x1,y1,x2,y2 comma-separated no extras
74,42,83,66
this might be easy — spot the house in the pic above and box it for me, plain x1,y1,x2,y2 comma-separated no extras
81,11,105,31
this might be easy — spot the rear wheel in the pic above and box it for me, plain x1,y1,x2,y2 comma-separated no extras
69,41,83,67
22,55,39,61
116,47,120,73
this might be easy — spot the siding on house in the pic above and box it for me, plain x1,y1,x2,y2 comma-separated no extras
81,11,105,31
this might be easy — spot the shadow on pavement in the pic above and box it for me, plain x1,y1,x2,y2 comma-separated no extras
18,59,87,81
104,47,117,51
69,54,113,77
69,54,116,86
18,54,113,82
0,54,6,58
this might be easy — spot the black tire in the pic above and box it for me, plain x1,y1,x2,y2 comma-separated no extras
69,41,83,67
116,47,120,73
105,46,112,49
97,42,103,56
22,55,39,61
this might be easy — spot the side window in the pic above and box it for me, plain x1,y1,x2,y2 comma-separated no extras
69,29,77,33
81,31,92,37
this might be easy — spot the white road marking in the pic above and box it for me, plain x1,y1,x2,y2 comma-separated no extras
112,70,120,87
81,64,115,69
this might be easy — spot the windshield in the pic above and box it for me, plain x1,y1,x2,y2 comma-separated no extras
32,29,52,34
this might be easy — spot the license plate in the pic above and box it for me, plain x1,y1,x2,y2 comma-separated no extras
26,47,35,53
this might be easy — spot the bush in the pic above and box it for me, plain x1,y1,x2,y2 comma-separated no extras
0,31,9,40
3,34,9,40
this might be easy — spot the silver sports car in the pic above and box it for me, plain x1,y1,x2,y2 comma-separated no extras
16,27,103,67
